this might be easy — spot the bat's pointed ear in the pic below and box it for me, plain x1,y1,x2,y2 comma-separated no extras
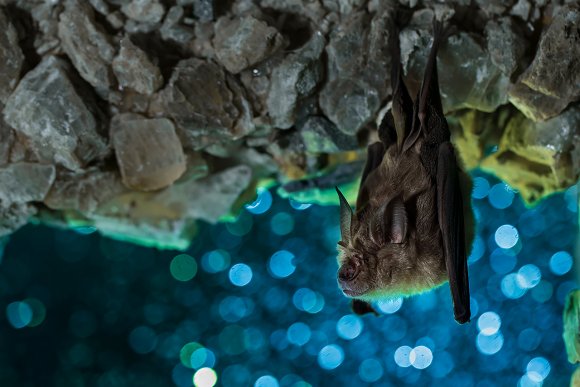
377,196,408,244
336,187,353,244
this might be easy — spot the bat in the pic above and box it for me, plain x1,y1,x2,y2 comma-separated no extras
335,19,472,324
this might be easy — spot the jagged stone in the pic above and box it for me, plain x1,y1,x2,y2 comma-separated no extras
267,32,325,129
213,15,285,74
193,0,214,22
111,113,187,191
508,82,570,122
30,2,62,56
112,37,163,95
149,58,254,150
121,0,165,24
485,17,527,76
320,78,380,136
519,5,580,110
322,0,366,14
480,106,580,203
44,168,126,214
0,9,25,104
0,163,55,205
3,56,109,171
0,203,36,238
510,0,531,21
160,6,195,43
299,116,358,153
58,0,116,97
0,117,14,166
91,165,252,249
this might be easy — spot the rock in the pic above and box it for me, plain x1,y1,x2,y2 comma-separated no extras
404,31,510,113
508,82,570,122
299,116,358,153
258,0,326,22
91,165,252,249
149,58,254,150
510,0,531,21
3,56,109,171
111,113,187,191
480,107,579,203
112,37,163,95
267,32,325,129
485,17,527,76
44,168,126,213
121,0,165,24
213,15,285,74
0,9,25,104
106,11,125,30
0,118,15,166
30,2,63,56
563,289,580,363
322,0,366,14
58,0,116,97
193,0,214,22
518,5,580,113
0,163,55,205
0,203,36,238
160,6,195,44
319,78,380,136
475,0,514,16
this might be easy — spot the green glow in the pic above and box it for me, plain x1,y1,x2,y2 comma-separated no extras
277,179,361,207
170,254,198,282
180,342,203,368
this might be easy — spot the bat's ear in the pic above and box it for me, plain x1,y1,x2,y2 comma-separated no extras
376,196,408,244
336,187,353,244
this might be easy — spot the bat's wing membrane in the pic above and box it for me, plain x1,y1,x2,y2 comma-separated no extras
437,142,470,324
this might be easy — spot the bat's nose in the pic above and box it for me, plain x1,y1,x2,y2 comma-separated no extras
338,261,360,282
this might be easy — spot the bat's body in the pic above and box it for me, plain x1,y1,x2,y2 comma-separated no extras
336,20,472,324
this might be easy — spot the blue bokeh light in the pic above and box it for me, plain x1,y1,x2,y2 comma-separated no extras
394,345,413,368
254,375,279,387
318,344,344,370
409,346,433,369
268,250,296,278
476,332,504,355
128,326,158,354
477,311,501,335
229,263,253,287
6,301,33,329
516,264,542,289
488,183,515,209
336,314,363,340
494,225,519,249
287,322,311,346
245,187,273,215
358,358,383,382
549,251,573,276
376,297,403,314
472,177,490,199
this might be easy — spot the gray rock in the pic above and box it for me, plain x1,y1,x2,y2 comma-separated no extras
0,118,14,166
58,0,116,97
508,82,570,122
320,78,380,135
475,0,514,16
267,32,325,129
520,5,580,104
30,2,62,56
149,58,254,150
0,9,25,104
3,56,109,171
111,113,187,191
213,15,286,74
194,0,214,22
112,37,163,95
106,11,125,30
299,116,358,153
89,0,110,15
259,0,326,22
510,0,531,21
44,168,126,213
322,0,366,14
160,6,195,44
0,203,36,238
0,163,55,205
485,17,527,76
121,0,165,24
91,165,252,249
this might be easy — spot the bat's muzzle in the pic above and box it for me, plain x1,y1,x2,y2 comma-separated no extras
338,261,360,282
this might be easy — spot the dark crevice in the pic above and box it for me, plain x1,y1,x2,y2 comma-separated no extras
4,4,41,75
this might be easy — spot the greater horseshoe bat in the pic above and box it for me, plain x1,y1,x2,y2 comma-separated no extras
335,20,472,324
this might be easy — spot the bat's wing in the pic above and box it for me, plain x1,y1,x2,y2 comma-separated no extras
437,142,470,324
355,141,385,212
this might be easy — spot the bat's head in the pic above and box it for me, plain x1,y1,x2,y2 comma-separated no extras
336,187,447,301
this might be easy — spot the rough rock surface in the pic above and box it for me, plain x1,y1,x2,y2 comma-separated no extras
3,56,108,171
58,0,116,98
0,9,24,104
112,37,163,95
0,0,578,248
111,113,186,191
514,4,580,120
213,15,286,74
149,58,254,150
